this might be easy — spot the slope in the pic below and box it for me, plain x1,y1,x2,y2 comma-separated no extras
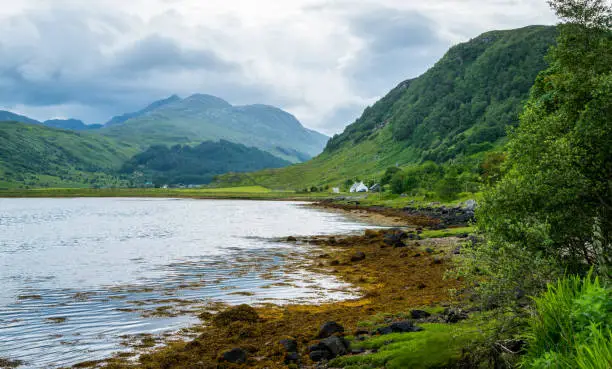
120,140,292,186
213,25,557,190
100,94,329,163
0,122,137,188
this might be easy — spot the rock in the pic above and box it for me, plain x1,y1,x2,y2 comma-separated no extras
330,260,340,266
350,251,366,262
444,308,468,323
354,329,370,336
410,309,431,319
384,228,407,247
284,351,300,364
413,253,421,257
317,321,345,338
220,348,247,364
432,257,442,264
375,320,423,335
417,282,427,289
452,246,462,255
318,253,330,258
309,350,332,362
213,304,259,327
286,236,297,242
464,199,477,211
320,336,349,357
280,338,298,353
425,248,434,254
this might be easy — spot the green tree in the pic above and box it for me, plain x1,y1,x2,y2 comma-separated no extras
472,0,611,302
381,166,401,186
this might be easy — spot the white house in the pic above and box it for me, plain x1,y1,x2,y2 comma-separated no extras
332,187,340,194
350,181,369,193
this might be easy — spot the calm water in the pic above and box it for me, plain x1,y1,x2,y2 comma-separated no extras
0,198,369,368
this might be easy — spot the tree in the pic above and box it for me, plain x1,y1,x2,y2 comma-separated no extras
471,0,611,302
381,166,401,186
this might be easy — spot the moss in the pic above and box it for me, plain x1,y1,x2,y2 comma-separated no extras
420,226,474,239
333,318,492,369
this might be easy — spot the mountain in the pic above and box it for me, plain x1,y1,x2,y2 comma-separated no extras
213,25,557,190
44,119,103,131
120,140,292,186
0,122,137,188
104,95,182,127
100,94,329,163
0,111,41,125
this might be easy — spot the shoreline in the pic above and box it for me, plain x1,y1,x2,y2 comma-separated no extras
70,204,474,369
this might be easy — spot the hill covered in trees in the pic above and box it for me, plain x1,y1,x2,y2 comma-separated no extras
120,141,292,186
213,25,557,190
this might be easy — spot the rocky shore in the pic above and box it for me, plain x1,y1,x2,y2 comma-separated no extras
80,216,476,369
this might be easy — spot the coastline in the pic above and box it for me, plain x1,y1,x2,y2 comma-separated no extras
69,202,477,369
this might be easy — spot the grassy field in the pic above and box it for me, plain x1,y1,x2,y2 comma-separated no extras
0,186,334,200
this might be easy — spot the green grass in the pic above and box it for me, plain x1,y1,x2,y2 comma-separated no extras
522,272,612,369
331,317,494,369
421,226,475,239
0,187,333,200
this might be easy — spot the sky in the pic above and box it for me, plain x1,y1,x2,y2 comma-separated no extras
0,0,558,135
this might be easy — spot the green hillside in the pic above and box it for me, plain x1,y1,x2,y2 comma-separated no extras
0,122,137,188
120,140,292,186
213,25,557,190
100,94,329,163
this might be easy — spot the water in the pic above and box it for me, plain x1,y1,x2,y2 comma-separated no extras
0,198,369,368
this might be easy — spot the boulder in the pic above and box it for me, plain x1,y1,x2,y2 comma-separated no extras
220,348,247,364
286,236,297,242
350,251,366,262
320,336,349,357
383,229,407,247
410,309,431,319
284,351,300,364
280,338,298,353
464,199,477,211
317,321,344,338
309,350,332,362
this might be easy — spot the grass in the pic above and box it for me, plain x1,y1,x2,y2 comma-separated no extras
331,318,493,369
523,271,612,369
0,186,333,200
421,226,475,239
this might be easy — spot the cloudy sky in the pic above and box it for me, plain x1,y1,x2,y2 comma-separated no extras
0,0,557,135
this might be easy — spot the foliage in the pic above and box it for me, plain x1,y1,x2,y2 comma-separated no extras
522,272,612,369
0,121,136,188
214,26,556,191
120,140,291,186
475,0,612,288
381,166,401,186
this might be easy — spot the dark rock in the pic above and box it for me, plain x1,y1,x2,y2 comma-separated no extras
384,228,407,247
375,320,423,335
320,336,349,357
410,309,431,319
444,308,468,323
452,246,462,255
220,348,247,364
330,260,340,266
432,257,442,264
284,351,300,364
350,251,366,262
413,253,421,257
287,236,297,242
309,350,332,362
425,248,434,254
354,329,370,336
280,338,298,353
318,253,330,258
417,283,427,289
317,321,344,338
308,342,329,353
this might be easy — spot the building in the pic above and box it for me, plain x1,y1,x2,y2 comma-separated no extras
350,181,369,193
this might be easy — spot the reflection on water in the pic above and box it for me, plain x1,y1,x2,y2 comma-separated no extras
0,198,368,368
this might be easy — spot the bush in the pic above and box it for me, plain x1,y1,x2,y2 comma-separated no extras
523,272,612,369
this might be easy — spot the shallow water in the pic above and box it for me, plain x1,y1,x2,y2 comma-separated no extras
0,198,369,368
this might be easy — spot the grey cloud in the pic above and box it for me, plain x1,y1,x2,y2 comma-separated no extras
115,34,237,74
